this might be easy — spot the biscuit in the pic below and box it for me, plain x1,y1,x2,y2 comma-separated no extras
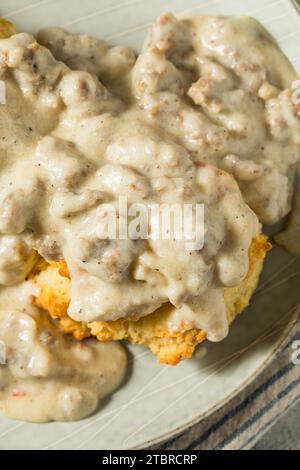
33,235,271,365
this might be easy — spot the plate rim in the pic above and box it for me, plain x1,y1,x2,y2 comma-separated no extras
134,309,299,449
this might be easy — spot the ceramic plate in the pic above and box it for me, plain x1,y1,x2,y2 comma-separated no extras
0,0,300,450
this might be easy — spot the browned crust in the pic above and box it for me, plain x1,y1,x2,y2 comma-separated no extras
0,18,16,39
33,235,271,365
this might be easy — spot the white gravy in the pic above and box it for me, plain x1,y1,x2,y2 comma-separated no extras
0,12,299,422
0,282,126,422
0,30,259,337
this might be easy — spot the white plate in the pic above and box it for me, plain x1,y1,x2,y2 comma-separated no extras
0,0,300,450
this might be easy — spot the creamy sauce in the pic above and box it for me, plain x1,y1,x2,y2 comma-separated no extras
132,14,300,227
0,282,126,422
0,12,299,422
0,30,259,338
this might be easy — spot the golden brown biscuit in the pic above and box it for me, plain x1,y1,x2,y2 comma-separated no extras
0,18,16,39
33,235,271,365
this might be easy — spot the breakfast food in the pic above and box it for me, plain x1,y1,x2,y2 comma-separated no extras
0,282,126,422
0,10,298,422
32,13,299,364
130,13,300,228
0,20,127,422
0,28,264,356
34,234,270,365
